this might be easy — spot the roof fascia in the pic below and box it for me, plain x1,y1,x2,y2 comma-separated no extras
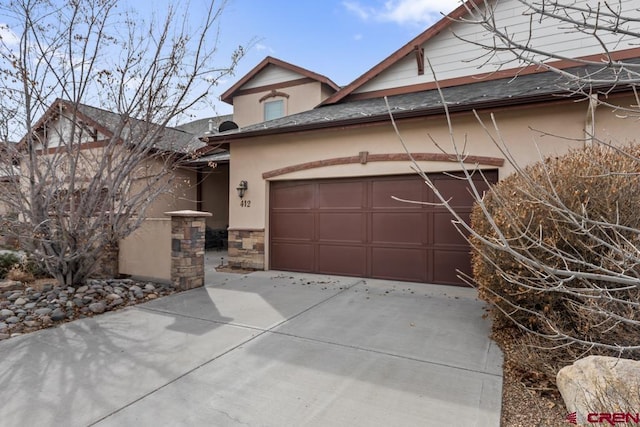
220,56,340,105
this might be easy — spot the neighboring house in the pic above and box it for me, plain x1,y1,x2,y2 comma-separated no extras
6,99,231,278
207,0,640,285
13,99,231,228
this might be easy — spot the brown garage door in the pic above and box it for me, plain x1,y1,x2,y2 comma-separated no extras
269,172,497,285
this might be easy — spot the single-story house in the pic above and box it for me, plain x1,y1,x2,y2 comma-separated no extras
206,0,640,286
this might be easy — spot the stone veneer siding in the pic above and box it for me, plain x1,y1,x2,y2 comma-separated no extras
92,243,119,279
228,229,265,270
166,210,212,290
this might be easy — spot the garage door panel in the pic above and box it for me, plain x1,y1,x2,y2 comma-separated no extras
433,211,469,245
271,183,314,209
271,213,314,240
371,178,425,208
431,178,476,208
432,249,472,285
271,243,315,272
371,247,427,282
270,172,497,286
318,213,365,243
318,181,365,208
371,212,425,245
317,245,366,276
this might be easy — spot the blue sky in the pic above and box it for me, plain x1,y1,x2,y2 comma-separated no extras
206,0,462,117
0,0,462,123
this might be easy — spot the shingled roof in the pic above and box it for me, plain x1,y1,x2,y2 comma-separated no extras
207,63,636,142
23,99,209,154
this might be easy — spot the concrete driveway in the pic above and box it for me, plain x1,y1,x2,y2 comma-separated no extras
0,271,503,426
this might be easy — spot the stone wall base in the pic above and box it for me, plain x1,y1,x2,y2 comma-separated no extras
92,244,119,279
228,229,265,270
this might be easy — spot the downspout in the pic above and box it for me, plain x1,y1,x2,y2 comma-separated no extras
585,93,599,147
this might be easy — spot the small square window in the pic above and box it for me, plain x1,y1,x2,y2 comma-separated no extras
264,100,284,121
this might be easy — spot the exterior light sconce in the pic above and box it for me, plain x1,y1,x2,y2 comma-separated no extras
236,180,248,199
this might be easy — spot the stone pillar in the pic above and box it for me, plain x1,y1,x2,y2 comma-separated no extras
93,242,119,279
165,210,212,290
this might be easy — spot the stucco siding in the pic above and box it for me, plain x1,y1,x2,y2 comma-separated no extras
233,81,325,127
228,99,595,233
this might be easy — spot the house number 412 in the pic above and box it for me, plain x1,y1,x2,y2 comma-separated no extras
240,200,251,208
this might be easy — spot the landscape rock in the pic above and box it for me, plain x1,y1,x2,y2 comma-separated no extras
0,280,23,292
34,308,52,316
89,302,106,314
0,278,177,341
0,333,9,340
50,308,66,322
0,309,14,320
557,356,640,425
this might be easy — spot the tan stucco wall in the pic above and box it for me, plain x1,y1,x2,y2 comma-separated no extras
145,166,197,217
233,81,326,127
119,218,171,282
229,97,640,269
228,100,597,232
201,163,229,229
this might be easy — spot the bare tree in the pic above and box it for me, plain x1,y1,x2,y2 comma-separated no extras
0,0,245,286
388,0,640,352
458,0,640,112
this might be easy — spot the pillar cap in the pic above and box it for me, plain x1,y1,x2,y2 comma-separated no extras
164,210,212,218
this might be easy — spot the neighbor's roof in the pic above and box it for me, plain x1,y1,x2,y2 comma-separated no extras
174,114,233,134
22,99,208,154
208,63,636,142
74,102,206,153
220,56,340,105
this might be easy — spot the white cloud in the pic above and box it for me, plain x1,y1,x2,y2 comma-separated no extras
342,1,371,20
344,0,462,26
353,33,363,41
0,24,19,47
255,43,275,54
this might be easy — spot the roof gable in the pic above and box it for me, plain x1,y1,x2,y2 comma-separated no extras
322,0,483,105
220,56,339,104
323,0,640,105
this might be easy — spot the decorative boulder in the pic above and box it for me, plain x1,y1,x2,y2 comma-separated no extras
557,356,640,424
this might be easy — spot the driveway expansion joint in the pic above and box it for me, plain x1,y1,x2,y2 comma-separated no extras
267,329,503,378
89,279,365,425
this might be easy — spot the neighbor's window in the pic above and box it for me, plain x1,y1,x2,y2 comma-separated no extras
264,100,284,121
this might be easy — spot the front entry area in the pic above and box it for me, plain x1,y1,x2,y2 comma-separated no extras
269,171,497,285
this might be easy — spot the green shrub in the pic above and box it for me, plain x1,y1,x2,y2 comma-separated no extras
0,252,20,279
471,144,640,380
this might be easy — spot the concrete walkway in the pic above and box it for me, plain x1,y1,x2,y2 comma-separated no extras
0,271,503,426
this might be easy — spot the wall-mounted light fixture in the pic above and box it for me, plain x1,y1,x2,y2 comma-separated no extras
236,180,248,199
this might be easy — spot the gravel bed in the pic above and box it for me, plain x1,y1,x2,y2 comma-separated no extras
0,278,177,340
